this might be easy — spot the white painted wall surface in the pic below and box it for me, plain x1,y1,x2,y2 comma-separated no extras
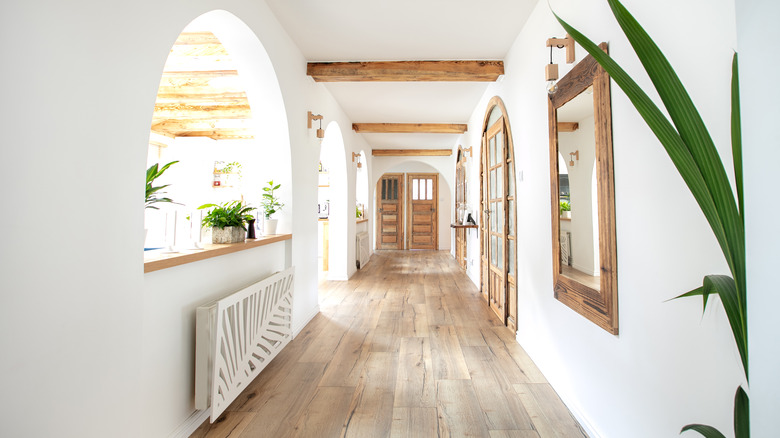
736,0,780,435
461,0,745,436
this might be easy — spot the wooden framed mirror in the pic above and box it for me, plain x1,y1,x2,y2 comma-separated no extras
548,43,618,334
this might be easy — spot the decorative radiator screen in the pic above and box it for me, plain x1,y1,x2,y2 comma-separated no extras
195,267,295,421
560,231,572,266
357,232,370,268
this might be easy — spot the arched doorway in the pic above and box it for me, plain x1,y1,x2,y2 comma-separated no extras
480,96,518,332
319,121,348,280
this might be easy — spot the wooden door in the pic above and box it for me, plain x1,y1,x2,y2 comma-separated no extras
407,174,438,250
376,173,404,249
485,119,506,321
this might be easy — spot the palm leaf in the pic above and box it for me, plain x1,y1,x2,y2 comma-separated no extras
681,424,726,438
734,386,749,438
731,53,743,225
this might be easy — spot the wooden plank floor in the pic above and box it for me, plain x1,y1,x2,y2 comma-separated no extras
192,250,588,438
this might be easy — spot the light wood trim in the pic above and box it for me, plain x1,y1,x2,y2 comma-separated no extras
548,42,618,335
144,234,292,273
353,123,467,134
307,60,504,82
372,149,452,157
557,122,579,132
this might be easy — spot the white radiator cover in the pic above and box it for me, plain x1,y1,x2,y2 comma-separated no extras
357,231,370,268
560,231,572,266
195,267,295,421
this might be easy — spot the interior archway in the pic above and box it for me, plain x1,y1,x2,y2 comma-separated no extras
320,121,348,280
144,10,291,250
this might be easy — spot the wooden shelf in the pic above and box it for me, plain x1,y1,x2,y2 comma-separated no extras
450,223,478,229
356,218,368,224
144,234,291,273
560,217,571,222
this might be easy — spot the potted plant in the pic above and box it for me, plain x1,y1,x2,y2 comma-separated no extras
559,200,571,219
145,161,179,210
260,180,284,235
197,200,254,244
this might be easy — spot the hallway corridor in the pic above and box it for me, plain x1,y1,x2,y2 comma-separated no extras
192,251,587,437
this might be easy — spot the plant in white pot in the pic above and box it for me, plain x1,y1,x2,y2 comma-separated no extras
260,180,284,235
197,201,254,244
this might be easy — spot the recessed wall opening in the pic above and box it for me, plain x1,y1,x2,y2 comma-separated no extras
317,121,348,281
143,11,291,253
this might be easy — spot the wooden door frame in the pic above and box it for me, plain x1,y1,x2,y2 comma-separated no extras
406,173,439,250
479,96,518,332
376,173,405,249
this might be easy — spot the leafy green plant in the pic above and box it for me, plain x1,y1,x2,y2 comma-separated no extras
198,201,254,230
145,161,179,209
559,201,571,214
219,161,242,175
553,1,746,436
260,180,284,219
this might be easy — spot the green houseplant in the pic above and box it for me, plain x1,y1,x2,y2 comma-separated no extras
559,200,571,218
145,161,179,209
554,1,747,436
260,180,283,235
198,200,254,244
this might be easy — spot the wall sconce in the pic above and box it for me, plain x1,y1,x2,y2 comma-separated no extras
569,150,579,167
352,152,362,168
462,146,472,158
545,34,575,95
308,111,324,138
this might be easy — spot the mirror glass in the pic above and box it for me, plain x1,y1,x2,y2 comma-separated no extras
556,87,600,291
548,42,618,334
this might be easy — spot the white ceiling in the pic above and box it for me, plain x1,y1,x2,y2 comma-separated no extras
265,0,539,150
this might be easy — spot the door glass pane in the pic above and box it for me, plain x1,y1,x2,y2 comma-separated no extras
497,237,503,270
496,131,504,163
393,179,398,200
491,235,497,266
497,200,503,235
496,166,503,198
490,169,496,198
508,239,515,276
490,203,496,232
412,179,419,200
508,199,515,236
489,137,496,166
382,179,386,200
427,179,433,200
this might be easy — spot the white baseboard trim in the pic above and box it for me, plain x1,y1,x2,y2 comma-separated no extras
559,392,603,438
293,305,320,337
168,408,211,438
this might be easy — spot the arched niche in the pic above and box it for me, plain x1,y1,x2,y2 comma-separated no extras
320,121,348,280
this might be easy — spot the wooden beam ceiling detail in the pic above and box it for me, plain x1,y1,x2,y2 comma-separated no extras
372,149,452,157
307,60,504,82
153,104,251,120
352,123,467,134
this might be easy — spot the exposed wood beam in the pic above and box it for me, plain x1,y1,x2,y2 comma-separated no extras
161,70,238,79
174,32,221,45
557,122,579,132
372,149,452,157
151,119,253,131
153,104,252,120
307,60,504,82
352,123,467,134
174,130,254,140
154,93,249,105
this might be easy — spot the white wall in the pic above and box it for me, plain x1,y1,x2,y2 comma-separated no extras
736,0,780,435
460,0,744,436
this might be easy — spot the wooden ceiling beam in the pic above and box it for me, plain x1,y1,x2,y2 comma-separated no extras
154,93,248,105
557,122,579,132
161,70,238,79
153,103,252,120
307,60,504,82
352,123,467,134
174,32,221,45
372,149,452,157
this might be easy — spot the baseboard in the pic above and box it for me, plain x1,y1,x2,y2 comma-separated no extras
293,305,320,337
168,408,211,438
559,392,603,438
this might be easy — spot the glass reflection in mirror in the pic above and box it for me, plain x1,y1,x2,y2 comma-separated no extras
548,43,618,334
557,87,600,291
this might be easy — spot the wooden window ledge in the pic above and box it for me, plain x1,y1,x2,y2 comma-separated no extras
144,234,292,273
356,218,368,224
